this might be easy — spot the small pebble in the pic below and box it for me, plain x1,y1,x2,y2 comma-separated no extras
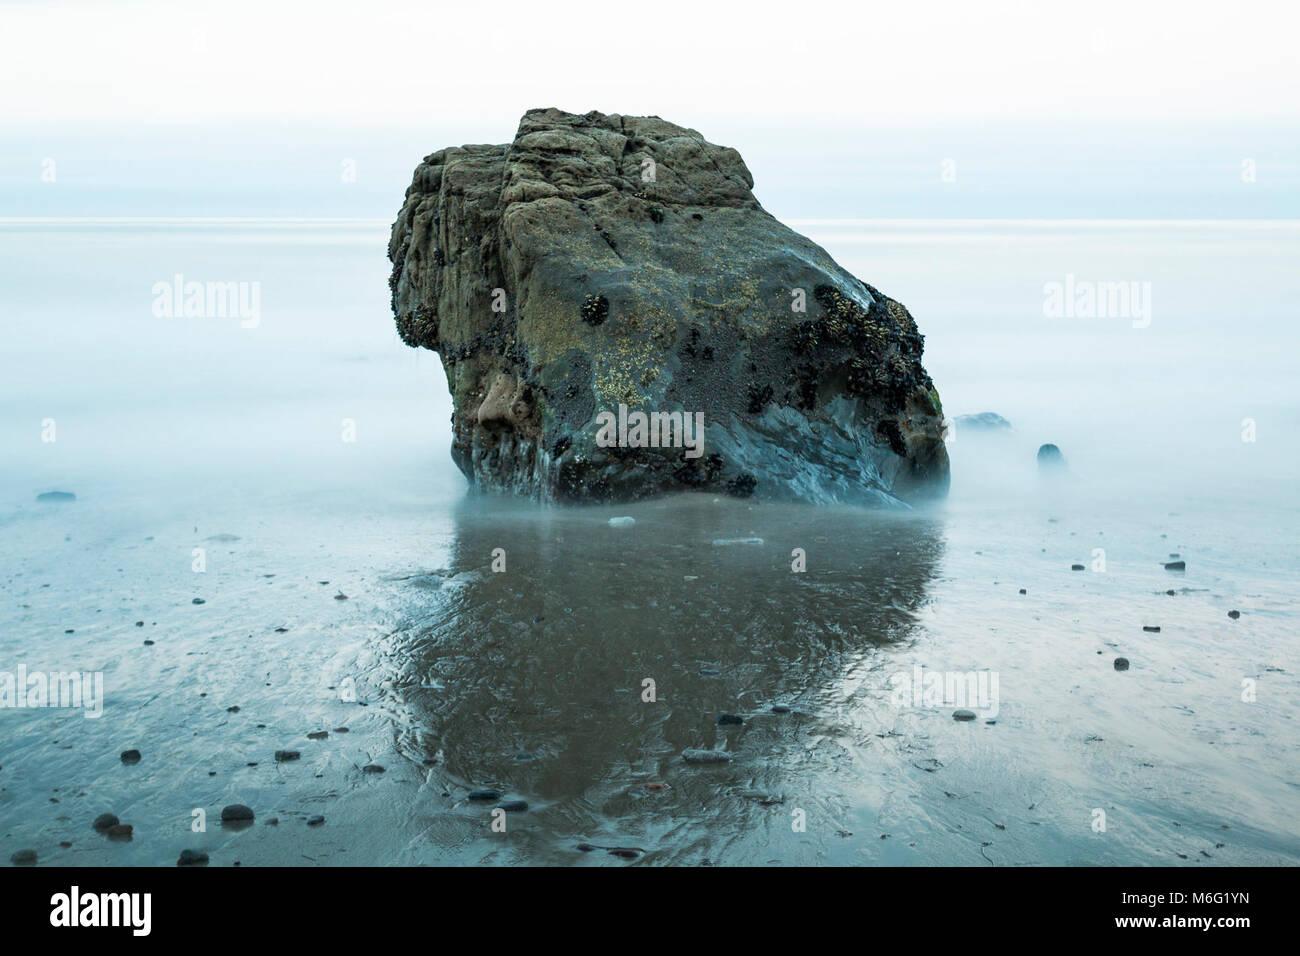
953,709,977,721
120,749,142,765
496,800,528,812
1143,626,1161,633
362,764,385,774
274,750,300,762
221,804,255,823
92,813,119,832
770,704,791,714
106,823,133,840
717,713,744,725
177,849,208,866
11,849,37,865
1114,657,1130,671
1228,610,1241,620
1164,561,1186,571
467,789,502,801
307,815,325,826
192,598,206,605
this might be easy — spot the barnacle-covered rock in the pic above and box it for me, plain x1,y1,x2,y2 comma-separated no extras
389,108,948,504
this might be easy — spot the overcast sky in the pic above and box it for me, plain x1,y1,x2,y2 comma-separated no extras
3,0,1297,128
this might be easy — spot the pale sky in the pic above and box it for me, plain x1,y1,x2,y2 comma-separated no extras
2,0,1297,127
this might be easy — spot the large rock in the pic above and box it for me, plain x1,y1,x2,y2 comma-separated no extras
388,108,948,504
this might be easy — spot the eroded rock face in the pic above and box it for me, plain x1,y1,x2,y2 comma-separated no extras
388,108,948,504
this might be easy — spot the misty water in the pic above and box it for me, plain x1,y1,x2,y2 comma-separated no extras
1,219,1297,865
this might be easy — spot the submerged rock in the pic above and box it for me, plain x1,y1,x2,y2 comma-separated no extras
954,412,1012,431
1037,444,1067,473
36,491,76,503
388,108,948,505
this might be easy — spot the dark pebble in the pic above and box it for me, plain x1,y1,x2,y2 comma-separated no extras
307,815,325,826
120,749,141,764
135,621,144,627
576,843,596,852
953,709,977,721
142,639,154,645
770,704,791,714
177,849,208,866
10,849,37,865
274,750,300,762
306,731,328,740
334,593,348,601
226,705,240,713
106,824,133,840
1019,588,1027,594
717,713,744,725
467,789,502,801
1143,626,1161,633
221,804,255,823
36,491,76,502
362,764,385,774
92,813,119,831
333,727,349,733
496,800,528,812
1071,564,1086,571
1228,610,1241,620
608,848,640,859
1114,657,1130,671
1163,561,1186,571
191,598,205,605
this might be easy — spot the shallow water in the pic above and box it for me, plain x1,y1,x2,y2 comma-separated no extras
1,220,1297,865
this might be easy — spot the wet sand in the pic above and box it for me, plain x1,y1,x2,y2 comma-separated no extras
1,220,1297,865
